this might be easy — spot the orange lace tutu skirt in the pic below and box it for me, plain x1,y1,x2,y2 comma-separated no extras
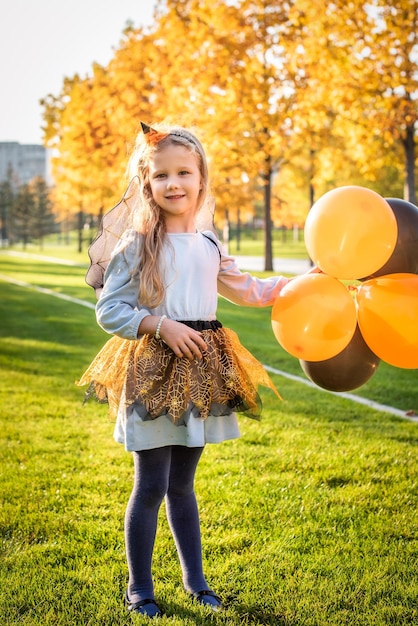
77,326,281,424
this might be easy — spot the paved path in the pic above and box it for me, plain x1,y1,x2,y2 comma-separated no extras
234,255,311,274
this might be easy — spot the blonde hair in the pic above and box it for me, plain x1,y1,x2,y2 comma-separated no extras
126,124,209,308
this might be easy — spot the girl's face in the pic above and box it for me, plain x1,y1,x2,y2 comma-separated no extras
148,143,202,232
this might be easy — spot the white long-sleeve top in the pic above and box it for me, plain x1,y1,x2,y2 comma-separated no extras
95,229,289,451
96,229,289,338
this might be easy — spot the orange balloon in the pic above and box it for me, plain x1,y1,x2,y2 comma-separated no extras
271,274,357,361
304,186,397,279
357,273,418,368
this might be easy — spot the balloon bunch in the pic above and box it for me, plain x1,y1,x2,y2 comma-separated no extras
271,186,418,392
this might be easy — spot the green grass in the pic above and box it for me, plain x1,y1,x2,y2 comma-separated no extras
0,251,417,625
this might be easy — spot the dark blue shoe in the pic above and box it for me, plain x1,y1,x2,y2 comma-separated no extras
191,589,223,611
125,591,163,618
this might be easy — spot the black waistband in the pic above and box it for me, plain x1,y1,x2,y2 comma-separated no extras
178,320,222,331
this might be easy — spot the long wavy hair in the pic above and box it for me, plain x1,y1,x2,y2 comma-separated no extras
124,125,209,308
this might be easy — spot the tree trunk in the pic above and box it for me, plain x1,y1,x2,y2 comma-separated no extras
308,149,316,266
222,209,230,254
0,200,7,244
263,157,273,272
403,124,416,206
77,208,84,253
236,208,241,252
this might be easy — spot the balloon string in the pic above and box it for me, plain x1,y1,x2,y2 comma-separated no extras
348,284,359,293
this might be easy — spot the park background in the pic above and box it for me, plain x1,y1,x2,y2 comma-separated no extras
0,0,416,269
1,0,417,624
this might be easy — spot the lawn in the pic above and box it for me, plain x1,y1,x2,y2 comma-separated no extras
0,251,416,625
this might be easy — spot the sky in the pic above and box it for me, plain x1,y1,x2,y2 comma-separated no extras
0,0,156,145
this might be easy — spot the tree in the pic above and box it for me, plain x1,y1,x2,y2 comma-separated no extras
30,177,56,248
353,0,418,204
41,0,417,262
0,169,15,245
12,184,35,248
288,0,417,203
149,0,301,269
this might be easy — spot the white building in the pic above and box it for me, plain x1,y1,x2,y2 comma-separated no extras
0,142,48,186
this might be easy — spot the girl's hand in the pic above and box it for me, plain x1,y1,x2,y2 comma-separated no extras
159,319,207,360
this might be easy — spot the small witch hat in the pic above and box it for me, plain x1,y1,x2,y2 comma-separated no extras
141,121,169,145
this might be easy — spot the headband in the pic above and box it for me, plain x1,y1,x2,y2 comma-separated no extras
141,121,200,149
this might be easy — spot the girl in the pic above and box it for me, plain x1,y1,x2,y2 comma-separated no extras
78,122,290,618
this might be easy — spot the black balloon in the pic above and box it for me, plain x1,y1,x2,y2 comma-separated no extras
299,325,380,392
361,198,418,280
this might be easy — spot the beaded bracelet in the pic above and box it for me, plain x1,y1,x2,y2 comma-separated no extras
155,315,167,340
